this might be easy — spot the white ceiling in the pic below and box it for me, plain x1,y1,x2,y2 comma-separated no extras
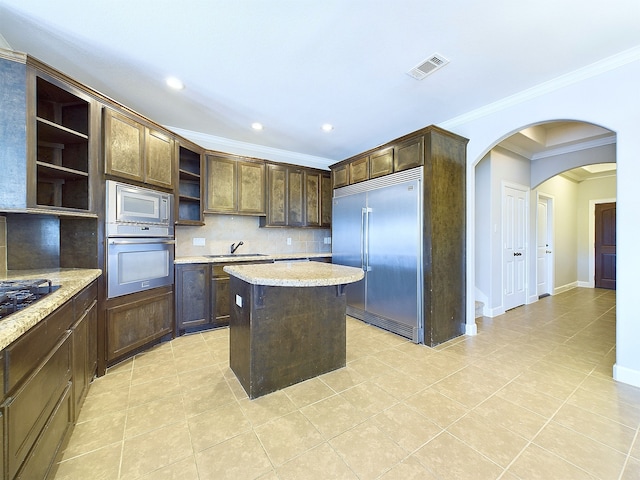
1,0,639,169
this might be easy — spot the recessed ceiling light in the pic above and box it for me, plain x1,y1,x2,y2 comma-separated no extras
251,122,264,131
166,77,184,90
322,124,334,132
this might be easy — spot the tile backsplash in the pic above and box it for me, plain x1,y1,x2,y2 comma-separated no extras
176,214,331,257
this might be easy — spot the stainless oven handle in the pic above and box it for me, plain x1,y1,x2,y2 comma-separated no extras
108,239,175,245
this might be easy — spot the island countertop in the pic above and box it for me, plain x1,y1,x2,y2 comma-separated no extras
223,261,363,287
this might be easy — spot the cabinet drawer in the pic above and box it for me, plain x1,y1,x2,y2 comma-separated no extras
6,301,73,393
6,333,72,479
74,280,98,316
15,381,72,480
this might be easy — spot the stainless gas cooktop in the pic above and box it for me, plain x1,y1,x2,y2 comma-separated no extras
0,279,58,320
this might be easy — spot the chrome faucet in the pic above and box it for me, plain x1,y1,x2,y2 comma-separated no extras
230,241,244,254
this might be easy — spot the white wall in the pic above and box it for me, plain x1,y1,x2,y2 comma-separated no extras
440,50,640,387
536,176,579,292
475,147,530,316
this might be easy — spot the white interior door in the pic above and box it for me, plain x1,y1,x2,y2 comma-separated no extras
503,185,527,310
536,197,553,297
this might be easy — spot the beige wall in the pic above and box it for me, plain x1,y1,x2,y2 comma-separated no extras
175,214,331,257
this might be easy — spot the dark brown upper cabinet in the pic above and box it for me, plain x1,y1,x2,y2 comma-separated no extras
320,172,332,227
104,107,175,190
261,163,331,228
0,55,98,213
332,163,349,189
349,155,369,184
263,163,287,226
394,135,424,172
331,133,426,187
205,153,266,215
369,147,394,179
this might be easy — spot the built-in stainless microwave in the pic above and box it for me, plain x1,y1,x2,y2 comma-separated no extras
106,180,174,237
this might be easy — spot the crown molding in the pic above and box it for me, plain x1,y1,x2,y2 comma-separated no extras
166,126,334,170
439,45,640,130
0,47,26,63
531,135,616,160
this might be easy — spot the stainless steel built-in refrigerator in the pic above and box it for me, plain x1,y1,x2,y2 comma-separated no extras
332,167,424,343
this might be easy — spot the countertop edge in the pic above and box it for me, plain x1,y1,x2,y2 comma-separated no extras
0,268,102,350
223,262,364,287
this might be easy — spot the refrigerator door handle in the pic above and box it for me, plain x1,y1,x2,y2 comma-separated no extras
360,207,366,270
364,207,372,272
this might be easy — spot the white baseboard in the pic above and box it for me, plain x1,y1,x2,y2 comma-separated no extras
577,281,594,288
613,363,640,388
465,322,478,335
487,306,505,318
554,281,578,295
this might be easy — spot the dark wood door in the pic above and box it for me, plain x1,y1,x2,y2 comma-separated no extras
595,202,616,289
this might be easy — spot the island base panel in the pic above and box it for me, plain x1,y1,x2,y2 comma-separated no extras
229,277,346,399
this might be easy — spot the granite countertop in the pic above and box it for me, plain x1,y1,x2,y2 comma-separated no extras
175,252,331,264
224,261,364,287
0,268,102,350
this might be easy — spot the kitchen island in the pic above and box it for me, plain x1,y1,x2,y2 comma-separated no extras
224,261,363,399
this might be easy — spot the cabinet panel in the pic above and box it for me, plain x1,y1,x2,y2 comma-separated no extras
6,333,71,479
349,156,369,184
212,275,231,326
104,108,144,182
332,164,348,188
394,135,424,172
320,173,332,227
238,161,266,214
6,300,73,394
72,300,96,420
206,155,237,213
287,169,304,226
370,147,394,178
263,164,287,226
17,381,72,480
175,264,211,332
145,128,174,188
106,289,173,362
305,171,321,227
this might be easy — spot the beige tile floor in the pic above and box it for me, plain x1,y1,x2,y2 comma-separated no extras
53,287,640,479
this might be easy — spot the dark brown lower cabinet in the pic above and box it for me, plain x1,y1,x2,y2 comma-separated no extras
71,299,97,420
1,279,98,480
211,265,231,327
175,261,274,335
105,287,173,363
6,334,72,480
175,263,211,333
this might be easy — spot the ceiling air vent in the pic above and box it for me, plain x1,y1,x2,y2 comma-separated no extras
407,53,449,80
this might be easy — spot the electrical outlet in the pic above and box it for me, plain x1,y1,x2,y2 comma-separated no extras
235,295,243,307
193,237,205,246
287,237,292,245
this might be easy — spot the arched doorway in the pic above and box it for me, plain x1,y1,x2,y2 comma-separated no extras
474,120,616,317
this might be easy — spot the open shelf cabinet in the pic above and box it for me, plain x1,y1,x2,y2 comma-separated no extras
176,142,204,225
34,74,93,211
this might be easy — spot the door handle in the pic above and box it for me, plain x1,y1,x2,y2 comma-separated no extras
513,252,522,256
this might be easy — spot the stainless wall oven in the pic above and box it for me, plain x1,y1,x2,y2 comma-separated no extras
106,180,175,298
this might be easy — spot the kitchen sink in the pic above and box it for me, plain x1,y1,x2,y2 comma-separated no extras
205,254,268,258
